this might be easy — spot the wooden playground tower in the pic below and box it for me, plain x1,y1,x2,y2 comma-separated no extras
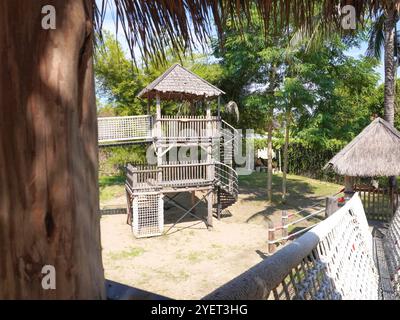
98,64,239,237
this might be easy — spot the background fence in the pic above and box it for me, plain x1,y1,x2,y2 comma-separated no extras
355,185,399,222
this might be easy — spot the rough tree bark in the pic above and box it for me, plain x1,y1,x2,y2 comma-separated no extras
384,4,396,126
383,3,398,199
0,0,105,299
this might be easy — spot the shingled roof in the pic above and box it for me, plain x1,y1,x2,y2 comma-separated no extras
137,63,224,101
324,118,400,177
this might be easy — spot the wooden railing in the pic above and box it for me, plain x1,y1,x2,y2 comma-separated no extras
126,164,160,191
158,116,220,140
355,185,399,222
160,161,213,187
267,204,326,253
98,115,222,144
126,161,214,190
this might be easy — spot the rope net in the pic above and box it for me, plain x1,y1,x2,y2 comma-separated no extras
98,116,153,143
384,206,400,298
269,195,379,300
205,194,383,300
131,192,164,238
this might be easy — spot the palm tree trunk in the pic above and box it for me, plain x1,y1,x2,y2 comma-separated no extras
0,0,105,299
384,5,396,126
384,4,398,207
282,110,290,203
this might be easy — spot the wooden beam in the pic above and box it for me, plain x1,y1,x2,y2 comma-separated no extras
207,190,213,229
344,176,354,201
156,94,163,184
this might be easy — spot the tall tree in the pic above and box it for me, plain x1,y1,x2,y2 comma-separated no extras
0,0,261,299
0,0,104,299
383,1,399,126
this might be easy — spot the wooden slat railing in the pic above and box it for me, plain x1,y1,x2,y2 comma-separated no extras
126,161,214,190
354,185,399,222
158,116,220,140
160,161,213,187
126,164,160,191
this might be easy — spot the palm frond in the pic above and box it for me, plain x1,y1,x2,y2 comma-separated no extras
366,12,385,60
289,15,338,52
94,0,377,63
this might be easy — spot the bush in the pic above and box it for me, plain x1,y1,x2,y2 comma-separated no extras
99,145,146,176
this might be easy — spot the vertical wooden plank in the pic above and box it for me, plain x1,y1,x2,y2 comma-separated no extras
282,210,288,244
191,191,197,215
207,190,213,229
325,197,338,217
372,189,376,220
367,187,371,217
268,220,275,254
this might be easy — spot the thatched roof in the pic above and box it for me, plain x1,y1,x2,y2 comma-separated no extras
137,64,224,101
324,118,400,177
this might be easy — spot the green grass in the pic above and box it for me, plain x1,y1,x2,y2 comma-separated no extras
99,171,342,213
100,185,125,202
239,172,340,197
239,172,340,203
99,175,125,188
239,172,342,223
99,175,125,202
108,247,145,260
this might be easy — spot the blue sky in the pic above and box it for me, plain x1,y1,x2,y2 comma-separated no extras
97,0,385,83
346,43,384,83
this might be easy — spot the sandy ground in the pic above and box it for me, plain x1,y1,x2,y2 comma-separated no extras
101,191,270,300
100,180,331,300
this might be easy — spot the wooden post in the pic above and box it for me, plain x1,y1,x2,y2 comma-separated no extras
156,94,162,184
344,176,354,201
126,190,133,225
281,210,288,244
217,96,221,119
268,220,275,254
191,191,196,214
207,190,213,229
217,187,222,220
325,197,338,218
206,101,213,181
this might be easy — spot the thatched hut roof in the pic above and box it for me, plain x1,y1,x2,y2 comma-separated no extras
137,63,224,101
324,118,400,177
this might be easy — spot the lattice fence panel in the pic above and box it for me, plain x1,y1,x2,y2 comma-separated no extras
132,192,163,238
384,207,400,298
98,116,152,142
